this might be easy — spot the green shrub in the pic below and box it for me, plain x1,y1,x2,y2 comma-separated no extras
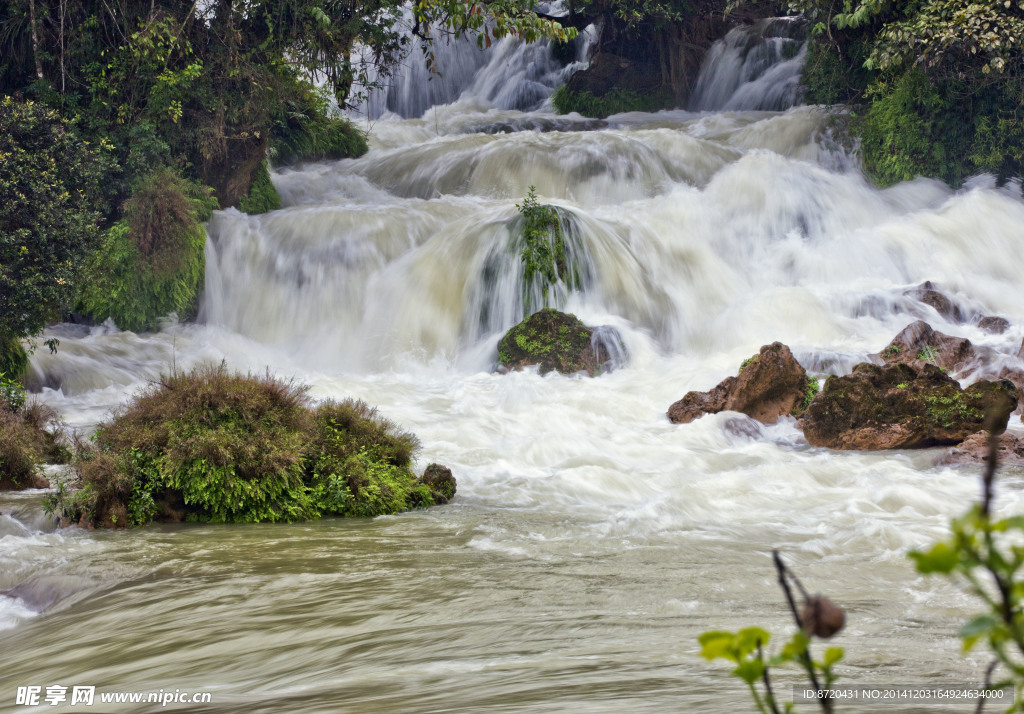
801,36,875,105
78,168,214,331
551,85,672,118
57,366,443,527
0,399,67,490
308,400,428,517
861,71,1024,187
238,160,282,215
0,337,28,382
271,118,368,166
514,187,586,316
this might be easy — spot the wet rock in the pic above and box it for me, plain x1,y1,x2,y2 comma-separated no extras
876,321,981,375
802,362,1018,450
977,315,1010,334
938,432,1024,467
497,309,618,376
904,281,966,322
421,463,456,504
723,415,765,441
668,342,814,425
565,52,663,100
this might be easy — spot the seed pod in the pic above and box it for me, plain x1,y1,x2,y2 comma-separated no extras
801,595,845,639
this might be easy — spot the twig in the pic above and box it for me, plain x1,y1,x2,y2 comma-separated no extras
773,550,831,713
975,659,998,714
758,641,781,714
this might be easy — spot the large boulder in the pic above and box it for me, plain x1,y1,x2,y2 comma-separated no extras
876,321,982,375
668,342,815,425
497,309,618,376
802,362,1018,450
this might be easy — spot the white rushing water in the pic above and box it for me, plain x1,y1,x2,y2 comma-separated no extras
5,19,1024,713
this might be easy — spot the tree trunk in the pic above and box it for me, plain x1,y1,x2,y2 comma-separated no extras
29,0,44,81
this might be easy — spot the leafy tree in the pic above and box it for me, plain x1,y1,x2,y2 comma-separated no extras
0,97,107,344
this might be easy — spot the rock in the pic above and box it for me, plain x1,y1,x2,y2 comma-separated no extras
497,309,617,376
977,315,1010,334
802,362,1018,450
668,342,814,425
938,432,1024,467
904,281,965,322
997,365,1024,416
421,463,457,504
26,472,49,489
565,52,663,99
876,321,980,375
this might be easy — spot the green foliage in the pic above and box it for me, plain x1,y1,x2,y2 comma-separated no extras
0,97,107,343
413,0,577,59
802,377,820,409
917,345,937,362
0,398,67,490
911,503,1024,702
700,626,844,712
270,86,368,165
859,70,966,187
739,355,759,373
0,371,27,413
801,36,876,105
307,399,429,517
551,85,673,118
0,337,29,381
61,366,438,527
515,186,579,315
78,168,212,331
238,161,282,215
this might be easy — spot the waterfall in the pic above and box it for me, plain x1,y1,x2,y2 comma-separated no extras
15,22,1024,709
360,7,595,120
688,17,808,112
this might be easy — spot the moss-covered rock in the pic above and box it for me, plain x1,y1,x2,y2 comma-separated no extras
497,308,610,376
802,362,1018,450
238,160,282,215
78,169,215,332
49,366,448,527
552,85,673,119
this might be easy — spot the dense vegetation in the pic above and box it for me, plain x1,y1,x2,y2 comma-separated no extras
795,0,1024,185
0,372,69,490
48,366,448,527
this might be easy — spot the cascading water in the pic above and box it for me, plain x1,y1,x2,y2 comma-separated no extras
688,17,808,111
360,4,594,120
5,17,1024,713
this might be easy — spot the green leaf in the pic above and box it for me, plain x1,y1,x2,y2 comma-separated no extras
910,542,959,574
822,646,844,667
959,614,998,652
735,627,771,657
698,631,737,661
733,658,765,684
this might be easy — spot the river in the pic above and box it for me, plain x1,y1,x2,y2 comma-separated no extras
4,20,1024,714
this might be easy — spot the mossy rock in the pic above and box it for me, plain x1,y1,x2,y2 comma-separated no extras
238,160,282,215
497,309,606,376
802,362,1018,450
